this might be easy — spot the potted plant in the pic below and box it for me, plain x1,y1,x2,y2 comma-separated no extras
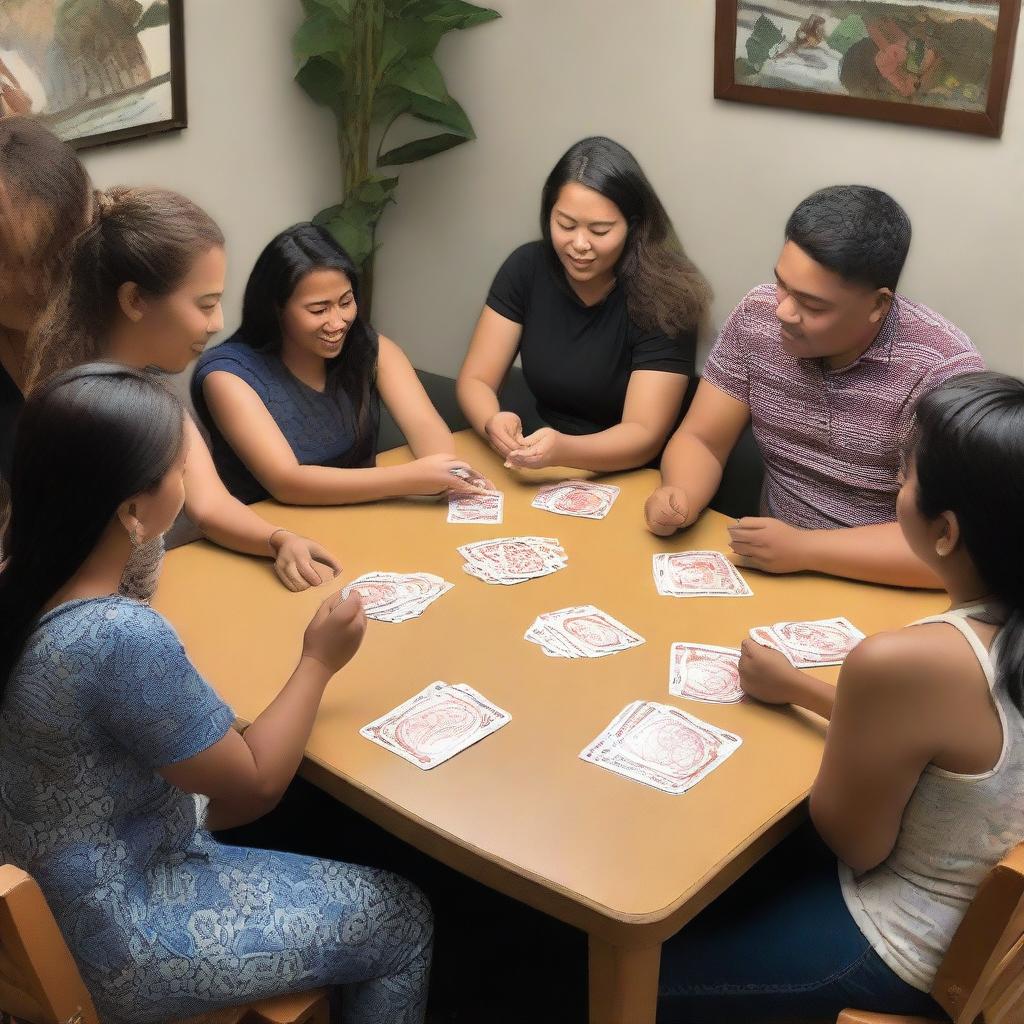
293,0,499,311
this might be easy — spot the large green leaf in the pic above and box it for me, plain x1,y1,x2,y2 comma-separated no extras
295,56,346,113
410,0,500,29
353,175,400,204
293,9,350,62
378,132,468,165
371,85,413,125
380,18,445,69
386,54,448,102
313,183,398,269
406,92,472,135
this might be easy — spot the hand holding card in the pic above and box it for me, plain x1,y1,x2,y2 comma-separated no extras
747,616,865,668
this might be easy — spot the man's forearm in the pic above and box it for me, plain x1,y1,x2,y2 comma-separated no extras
802,522,942,589
660,431,726,526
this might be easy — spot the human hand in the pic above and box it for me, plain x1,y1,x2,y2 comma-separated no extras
504,427,561,469
644,485,690,537
738,638,799,705
301,589,367,674
271,532,342,591
484,411,525,458
404,454,478,496
727,517,810,574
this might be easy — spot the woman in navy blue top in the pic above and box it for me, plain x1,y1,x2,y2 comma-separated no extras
193,224,486,505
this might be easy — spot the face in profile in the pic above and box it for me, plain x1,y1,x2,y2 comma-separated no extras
279,268,357,362
773,240,891,365
129,246,226,373
549,182,628,289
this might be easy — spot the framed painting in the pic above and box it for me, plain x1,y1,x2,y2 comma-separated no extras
714,0,1021,136
0,0,186,149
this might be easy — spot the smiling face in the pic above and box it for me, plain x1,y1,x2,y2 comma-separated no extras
279,268,357,363
773,240,892,368
548,182,628,291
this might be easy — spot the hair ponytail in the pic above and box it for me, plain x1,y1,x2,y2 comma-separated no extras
0,364,184,692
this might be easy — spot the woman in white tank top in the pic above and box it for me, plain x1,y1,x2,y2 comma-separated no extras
658,370,1024,1023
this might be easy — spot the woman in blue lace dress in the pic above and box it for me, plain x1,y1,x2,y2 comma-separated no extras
0,364,432,1024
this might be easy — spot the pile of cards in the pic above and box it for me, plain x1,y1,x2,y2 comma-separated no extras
342,571,452,623
653,550,753,598
669,642,744,704
448,489,504,524
749,616,865,668
525,605,645,659
360,681,510,770
532,479,620,520
580,700,742,795
458,536,567,585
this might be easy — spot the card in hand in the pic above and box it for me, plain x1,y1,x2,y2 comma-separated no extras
532,480,620,519
653,550,753,598
669,642,744,704
342,571,452,623
448,489,504,524
525,604,645,658
747,616,865,668
580,700,742,795
360,681,510,769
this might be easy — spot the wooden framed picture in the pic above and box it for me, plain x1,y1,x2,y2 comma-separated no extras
0,0,187,150
714,0,1021,137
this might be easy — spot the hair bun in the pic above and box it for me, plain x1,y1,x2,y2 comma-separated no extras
93,189,116,220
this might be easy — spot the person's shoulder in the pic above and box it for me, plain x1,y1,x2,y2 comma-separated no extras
495,239,545,277
892,295,983,363
197,334,271,373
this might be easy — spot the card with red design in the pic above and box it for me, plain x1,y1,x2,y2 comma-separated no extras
448,489,504,524
525,604,645,658
458,536,567,585
341,571,452,623
747,616,866,668
669,642,745,704
532,479,620,520
653,550,753,598
580,700,742,794
360,681,510,770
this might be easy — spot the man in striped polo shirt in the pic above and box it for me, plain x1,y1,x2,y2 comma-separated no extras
644,185,984,588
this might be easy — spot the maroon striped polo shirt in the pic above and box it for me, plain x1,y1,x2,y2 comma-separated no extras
703,284,985,530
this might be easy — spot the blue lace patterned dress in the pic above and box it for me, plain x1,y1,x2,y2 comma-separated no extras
0,596,432,1024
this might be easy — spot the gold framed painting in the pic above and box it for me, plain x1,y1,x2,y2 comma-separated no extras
715,0,1021,136
0,0,186,149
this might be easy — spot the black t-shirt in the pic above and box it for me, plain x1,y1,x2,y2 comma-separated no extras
0,359,23,481
485,241,696,435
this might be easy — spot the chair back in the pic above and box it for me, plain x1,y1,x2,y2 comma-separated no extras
932,842,1024,1024
0,865,99,1024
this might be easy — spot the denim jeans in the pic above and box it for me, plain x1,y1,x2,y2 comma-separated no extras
657,824,948,1023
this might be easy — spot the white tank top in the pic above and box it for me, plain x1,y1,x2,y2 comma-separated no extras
840,605,1024,993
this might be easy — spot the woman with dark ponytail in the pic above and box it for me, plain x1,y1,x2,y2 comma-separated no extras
656,371,1024,1022
0,365,432,1024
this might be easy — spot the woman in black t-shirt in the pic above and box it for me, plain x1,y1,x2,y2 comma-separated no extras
457,136,711,472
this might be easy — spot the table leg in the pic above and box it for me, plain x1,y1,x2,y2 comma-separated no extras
588,935,661,1024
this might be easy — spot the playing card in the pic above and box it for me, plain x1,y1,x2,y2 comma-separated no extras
448,489,504,524
532,480,620,520
459,536,567,585
450,466,490,488
342,571,452,623
525,605,644,658
360,681,510,770
748,616,866,668
580,701,742,795
653,551,752,598
669,643,744,704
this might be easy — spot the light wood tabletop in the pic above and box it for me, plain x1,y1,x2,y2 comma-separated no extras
153,430,946,1024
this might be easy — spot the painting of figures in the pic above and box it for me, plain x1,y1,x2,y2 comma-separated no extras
715,0,1020,134
0,0,186,148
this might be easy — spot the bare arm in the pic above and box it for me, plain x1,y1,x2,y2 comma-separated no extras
645,380,751,535
201,368,478,506
508,370,689,473
376,335,453,457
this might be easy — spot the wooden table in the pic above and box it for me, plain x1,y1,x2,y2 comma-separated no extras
154,431,944,1024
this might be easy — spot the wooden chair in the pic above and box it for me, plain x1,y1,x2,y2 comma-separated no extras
0,865,329,1024
838,843,1024,1024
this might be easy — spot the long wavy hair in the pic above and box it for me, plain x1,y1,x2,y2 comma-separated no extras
540,136,711,336
26,186,224,391
234,223,379,467
0,364,184,693
913,371,1024,713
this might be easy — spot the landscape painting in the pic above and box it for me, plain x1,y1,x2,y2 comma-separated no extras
0,0,186,149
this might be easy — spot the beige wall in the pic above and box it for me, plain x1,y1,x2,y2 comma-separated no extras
371,0,1024,377
78,0,1023,381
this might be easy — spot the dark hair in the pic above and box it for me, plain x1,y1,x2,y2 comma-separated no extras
0,363,185,692
0,116,92,313
26,186,224,391
540,136,711,336
785,185,912,291
913,371,1024,713
236,223,379,467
